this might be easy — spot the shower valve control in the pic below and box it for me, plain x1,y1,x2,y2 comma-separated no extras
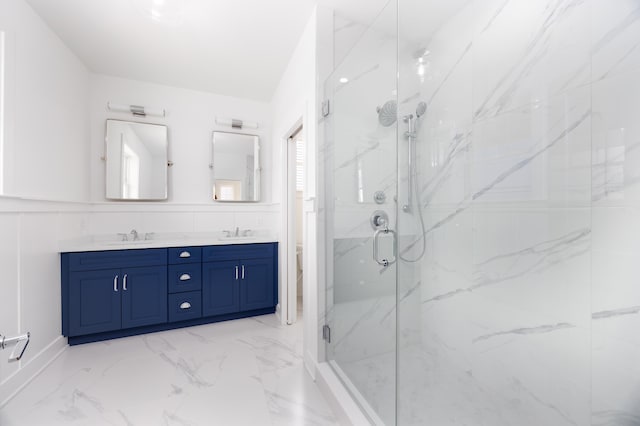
370,210,389,230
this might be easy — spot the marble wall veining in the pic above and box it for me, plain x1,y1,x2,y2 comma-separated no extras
322,3,399,425
324,0,640,425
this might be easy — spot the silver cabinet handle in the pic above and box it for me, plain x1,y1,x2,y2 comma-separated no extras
179,251,191,258
241,265,245,279
113,274,119,292
235,265,239,280
123,274,128,291
179,273,191,281
373,227,397,268
179,302,191,310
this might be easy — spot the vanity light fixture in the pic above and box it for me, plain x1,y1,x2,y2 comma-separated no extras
107,102,166,118
215,116,259,130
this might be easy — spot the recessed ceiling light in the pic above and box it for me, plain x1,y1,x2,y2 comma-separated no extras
339,77,349,84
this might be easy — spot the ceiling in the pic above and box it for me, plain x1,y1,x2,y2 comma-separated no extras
25,0,468,102
25,0,318,102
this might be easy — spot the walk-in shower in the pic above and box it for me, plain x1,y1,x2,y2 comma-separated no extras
323,0,640,424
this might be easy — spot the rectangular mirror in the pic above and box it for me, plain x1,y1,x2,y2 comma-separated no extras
105,119,168,200
211,131,260,202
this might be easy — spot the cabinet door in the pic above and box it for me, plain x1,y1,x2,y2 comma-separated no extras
68,269,121,336
202,260,240,316
240,258,274,311
121,266,168,329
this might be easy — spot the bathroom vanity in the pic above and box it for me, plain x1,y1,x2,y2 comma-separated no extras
60,240,277,345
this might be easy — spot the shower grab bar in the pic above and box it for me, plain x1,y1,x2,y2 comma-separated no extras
1,332,30,362
373,227,397,268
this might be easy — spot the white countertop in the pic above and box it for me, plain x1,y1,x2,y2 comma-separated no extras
59,231,279,253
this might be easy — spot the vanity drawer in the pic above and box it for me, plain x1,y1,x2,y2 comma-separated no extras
168,291,202,322
68,249,167,271
168,247,201,264
168,264,202,293
202,243,274,262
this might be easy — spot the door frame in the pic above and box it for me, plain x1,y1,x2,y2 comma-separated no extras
281,118,304,325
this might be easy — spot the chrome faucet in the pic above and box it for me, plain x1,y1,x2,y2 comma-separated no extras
130,229,139,241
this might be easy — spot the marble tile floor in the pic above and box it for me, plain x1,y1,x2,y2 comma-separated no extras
0,314,339,426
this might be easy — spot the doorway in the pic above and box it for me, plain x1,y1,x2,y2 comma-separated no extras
286,124,304,325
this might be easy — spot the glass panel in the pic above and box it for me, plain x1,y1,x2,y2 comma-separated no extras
397,0,593,425
323,3,398,424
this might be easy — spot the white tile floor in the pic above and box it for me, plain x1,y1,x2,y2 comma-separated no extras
0,314,339,426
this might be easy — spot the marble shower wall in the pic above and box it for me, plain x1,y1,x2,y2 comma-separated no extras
394,0,640,424
591,1,640,423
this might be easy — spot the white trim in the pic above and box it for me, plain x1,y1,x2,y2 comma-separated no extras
0,336,67,407
315,362,373,426
281,118,303,326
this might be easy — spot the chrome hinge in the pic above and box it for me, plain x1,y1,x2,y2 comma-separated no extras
321,100,331,117
322,324,331,343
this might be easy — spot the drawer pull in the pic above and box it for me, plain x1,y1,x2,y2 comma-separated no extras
179,251,191,258
179,273,191,281
180,302,192,310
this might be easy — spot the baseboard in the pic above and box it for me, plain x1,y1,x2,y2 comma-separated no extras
315,362,372,426
275,303,283,324
304,349,316,379
0,335,68,407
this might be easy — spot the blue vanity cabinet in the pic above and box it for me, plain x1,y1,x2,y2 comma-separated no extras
240,258,274,311
120,266,168,329
168,246,203,322
63,249,167,338
62,243,277,345
202,260,241,316
68,268,122,336
202,243,276,316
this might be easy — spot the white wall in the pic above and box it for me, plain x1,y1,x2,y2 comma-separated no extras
0,0,89,202
270,6,320,374
0,0,91,405
86,74,279,237
89,74,273,205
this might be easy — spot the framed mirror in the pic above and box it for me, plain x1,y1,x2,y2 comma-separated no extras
105,119,168,200
211,131,260,202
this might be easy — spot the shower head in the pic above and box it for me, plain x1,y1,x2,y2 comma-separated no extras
416,102,427,118
376,100,397,127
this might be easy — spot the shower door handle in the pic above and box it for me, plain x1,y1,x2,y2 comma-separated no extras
373,227,397,268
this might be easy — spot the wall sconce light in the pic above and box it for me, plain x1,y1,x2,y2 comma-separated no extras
215,116,258,130
107,102,166,118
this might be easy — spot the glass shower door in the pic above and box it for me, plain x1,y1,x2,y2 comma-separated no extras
323,3,398,424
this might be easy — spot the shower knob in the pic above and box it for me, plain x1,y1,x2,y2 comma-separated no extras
370,210,389,230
